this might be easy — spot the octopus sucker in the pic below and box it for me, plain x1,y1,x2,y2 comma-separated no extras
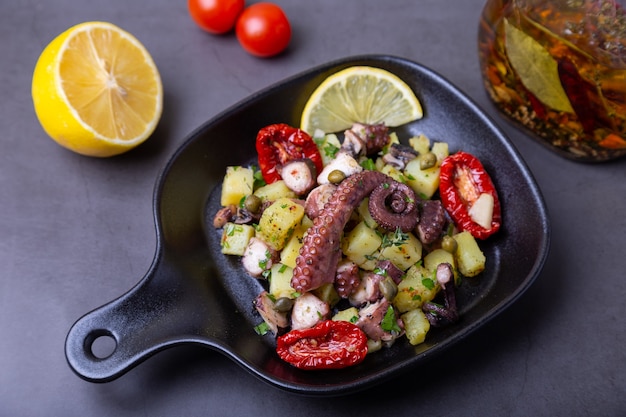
291,170,419,293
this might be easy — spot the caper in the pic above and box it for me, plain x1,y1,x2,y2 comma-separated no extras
327,169,346,184
379,277,398,301
243,194,262,213
441,235,458,253
273,297,295,312
419,152,437,170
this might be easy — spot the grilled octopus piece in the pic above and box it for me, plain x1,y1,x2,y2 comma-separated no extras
291,170,418,293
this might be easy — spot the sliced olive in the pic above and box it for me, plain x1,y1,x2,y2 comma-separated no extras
419,152,437,170
244,194,262,213
273,297,295,312
441,235,458,253
327,169,346,184
379,277,398,301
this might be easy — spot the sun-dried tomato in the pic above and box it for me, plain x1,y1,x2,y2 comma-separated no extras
439,151,501,239
256,123,323,184
276,320,368,370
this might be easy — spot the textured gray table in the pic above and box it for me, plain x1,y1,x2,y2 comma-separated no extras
1,1,624,415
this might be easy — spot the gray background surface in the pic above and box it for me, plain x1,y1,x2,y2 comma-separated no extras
1,0,625,415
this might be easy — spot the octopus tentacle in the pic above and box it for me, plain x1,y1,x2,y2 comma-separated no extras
368,181,419,232
292,170,418,293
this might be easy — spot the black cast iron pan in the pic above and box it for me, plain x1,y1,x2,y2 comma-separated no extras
65,55,550,396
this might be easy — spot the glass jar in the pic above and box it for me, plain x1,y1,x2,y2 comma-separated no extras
478,0,626,162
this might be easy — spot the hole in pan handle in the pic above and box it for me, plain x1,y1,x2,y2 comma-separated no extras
64,258,195,383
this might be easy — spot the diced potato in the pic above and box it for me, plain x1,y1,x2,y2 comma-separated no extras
380,163,406,183
332,307,359,324
312,283,341,307
401,308,431,345
431,141,449,166
393,264,440,313
268,263,297,299
423,248,458,282
423,248,455,271
220,223,256,256
375,156,385,172
388,131,400,146
453,231,486,277
404,158,440,199
253,180,296,202
257,198,305,251
379,231,422,271
342,221,382,267
379,132,400,157
357,198,378,229
221,166,254,206
409,134,430,155
280,223,308,268
358,253,379,271
367,339,383,354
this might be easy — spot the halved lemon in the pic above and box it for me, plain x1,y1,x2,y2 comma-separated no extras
32,21,163,157
300,66,423,134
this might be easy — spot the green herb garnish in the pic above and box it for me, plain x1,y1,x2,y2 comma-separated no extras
381,306,402,333
254,322,270,335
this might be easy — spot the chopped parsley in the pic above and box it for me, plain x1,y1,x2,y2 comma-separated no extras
373,266,388,276
422,277,435,290
252,166,266,189
225,223,242,236
360,158,376,171
314,136,340,158
254,322,270,335
258,250,271,270
381,306,402,333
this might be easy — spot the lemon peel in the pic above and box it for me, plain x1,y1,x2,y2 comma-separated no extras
32,21,163,157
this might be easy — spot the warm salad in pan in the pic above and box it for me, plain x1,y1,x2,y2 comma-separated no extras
212,120,501,370
210,65,501,370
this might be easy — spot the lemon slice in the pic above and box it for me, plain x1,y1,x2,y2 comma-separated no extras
32,21,163,157
300,66,423,134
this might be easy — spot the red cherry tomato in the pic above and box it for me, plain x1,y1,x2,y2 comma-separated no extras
256,123,323,184
276,320,368,370
188,0,245,34
235,2,291,57
439,151,502,239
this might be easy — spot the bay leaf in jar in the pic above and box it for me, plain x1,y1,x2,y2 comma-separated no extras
478,0,626,162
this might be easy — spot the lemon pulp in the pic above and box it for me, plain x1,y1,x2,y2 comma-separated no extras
300,66,423,135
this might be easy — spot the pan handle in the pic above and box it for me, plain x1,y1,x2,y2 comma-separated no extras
64,255,201,382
